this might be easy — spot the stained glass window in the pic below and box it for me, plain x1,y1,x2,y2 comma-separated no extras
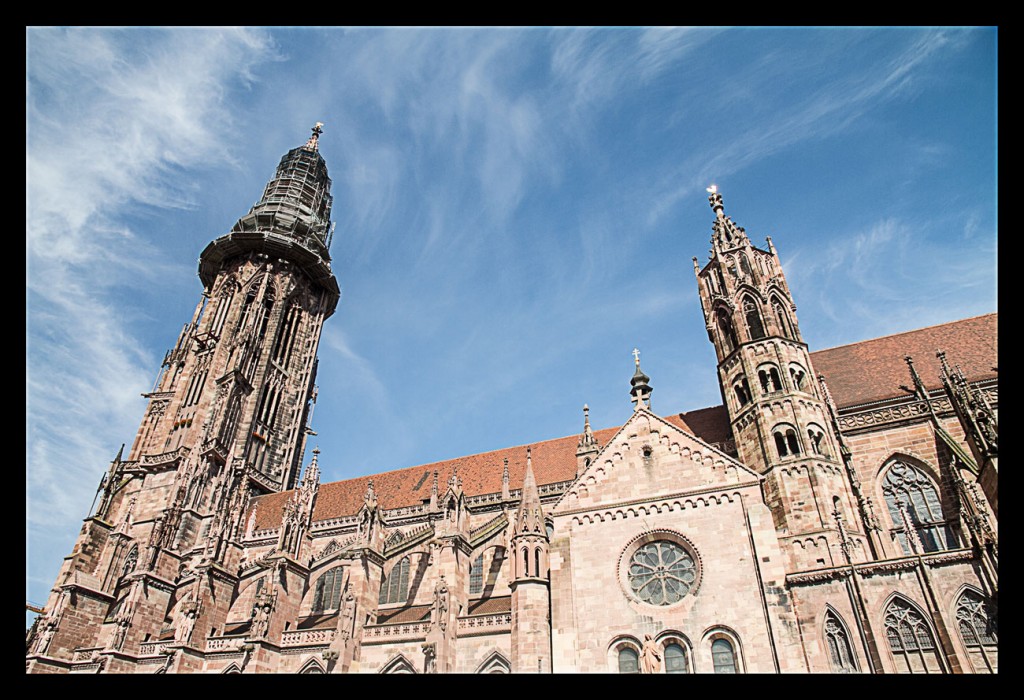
379,556,410,605
712,638,737,673
825,611,857,672
881,461,956,554
627,541,697,605
884,598,944,673
618,647,639,673
956,590,997,673
312,567,344,613
665,643,688,673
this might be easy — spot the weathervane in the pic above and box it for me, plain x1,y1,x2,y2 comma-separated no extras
305,122,324,151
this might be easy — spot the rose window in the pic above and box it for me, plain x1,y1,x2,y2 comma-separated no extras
627,540,697,605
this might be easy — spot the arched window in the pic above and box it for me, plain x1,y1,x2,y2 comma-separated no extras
825,610,858,673
522,548,530,578
535,548,542,579
773,426,800,459
664,642,689,673
733,377,751,406
807,425,829,457
618,647,639,673
711,638,738,673
469,554,484,595
379,556,411,605
757,365,783,394
789,364,807,392
312,567,345,613
881,460,956,554
955,590,998,673
884,597,944,674
743,297,766,341
717,308,738,355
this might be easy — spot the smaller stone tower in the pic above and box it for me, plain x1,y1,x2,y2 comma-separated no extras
510,449,552,673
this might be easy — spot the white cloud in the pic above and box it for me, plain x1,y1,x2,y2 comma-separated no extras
26,27,279,585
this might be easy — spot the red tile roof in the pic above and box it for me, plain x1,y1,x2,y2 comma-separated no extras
250,314,995,529
810,313,997,408
376,605,430,624
467,596,512,615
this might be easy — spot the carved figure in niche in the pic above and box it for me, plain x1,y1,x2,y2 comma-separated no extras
431,577,450,632
251,594,273,638
174,597,199,645
110,619,130,651
640,634,662,673
33,620,57,656
339,591,356,641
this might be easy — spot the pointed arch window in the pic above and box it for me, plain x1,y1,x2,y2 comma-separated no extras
711,638,738,673
469,554,484,595
312,566,345,614
884,597,944,673
825,611,858,673
956,590,998,673
772,297,793,339
379,556,411,605
739,253,754,279
881,460,956,554
743,297,766,341
716,308,738,355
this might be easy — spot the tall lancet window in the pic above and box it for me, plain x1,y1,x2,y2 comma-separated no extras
884,597,944,674
743,296,766,341
881,459,956,554
825,611,858,673
956,590,998,673
717,308,738,354
772,297,793,339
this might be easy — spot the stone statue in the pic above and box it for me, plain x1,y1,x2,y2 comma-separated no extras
431,578,450,631
33,620,57,656
339,591,356,641
422,641,437,674
640,634,662,673
174,599,198,645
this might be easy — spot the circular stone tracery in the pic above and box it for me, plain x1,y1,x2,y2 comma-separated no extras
627,540,697,605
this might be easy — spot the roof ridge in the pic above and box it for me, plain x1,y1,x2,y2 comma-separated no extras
811,312,997,354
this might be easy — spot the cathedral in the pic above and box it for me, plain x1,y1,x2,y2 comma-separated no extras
26,125,998,674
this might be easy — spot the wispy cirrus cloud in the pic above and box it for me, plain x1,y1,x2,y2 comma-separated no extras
26,27,279,583
647,28,964,224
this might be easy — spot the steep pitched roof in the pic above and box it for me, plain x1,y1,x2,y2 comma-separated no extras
810,313,997,408
251,314,995,528
252,416,696,528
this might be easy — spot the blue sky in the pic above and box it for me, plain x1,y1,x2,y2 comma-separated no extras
26,27,997,618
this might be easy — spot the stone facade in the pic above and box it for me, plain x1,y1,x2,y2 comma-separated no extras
26,128,997,674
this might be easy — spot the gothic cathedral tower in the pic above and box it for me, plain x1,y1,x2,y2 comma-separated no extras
28,126,340,670
693,188,869,572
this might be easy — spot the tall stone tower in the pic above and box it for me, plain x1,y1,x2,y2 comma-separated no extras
692,188,868,572
27,125,340,672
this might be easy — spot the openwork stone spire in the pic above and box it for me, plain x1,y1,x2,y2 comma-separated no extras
514,448,545,536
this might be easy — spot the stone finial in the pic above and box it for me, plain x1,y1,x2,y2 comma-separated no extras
707,184,724,219
304,122,324,151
